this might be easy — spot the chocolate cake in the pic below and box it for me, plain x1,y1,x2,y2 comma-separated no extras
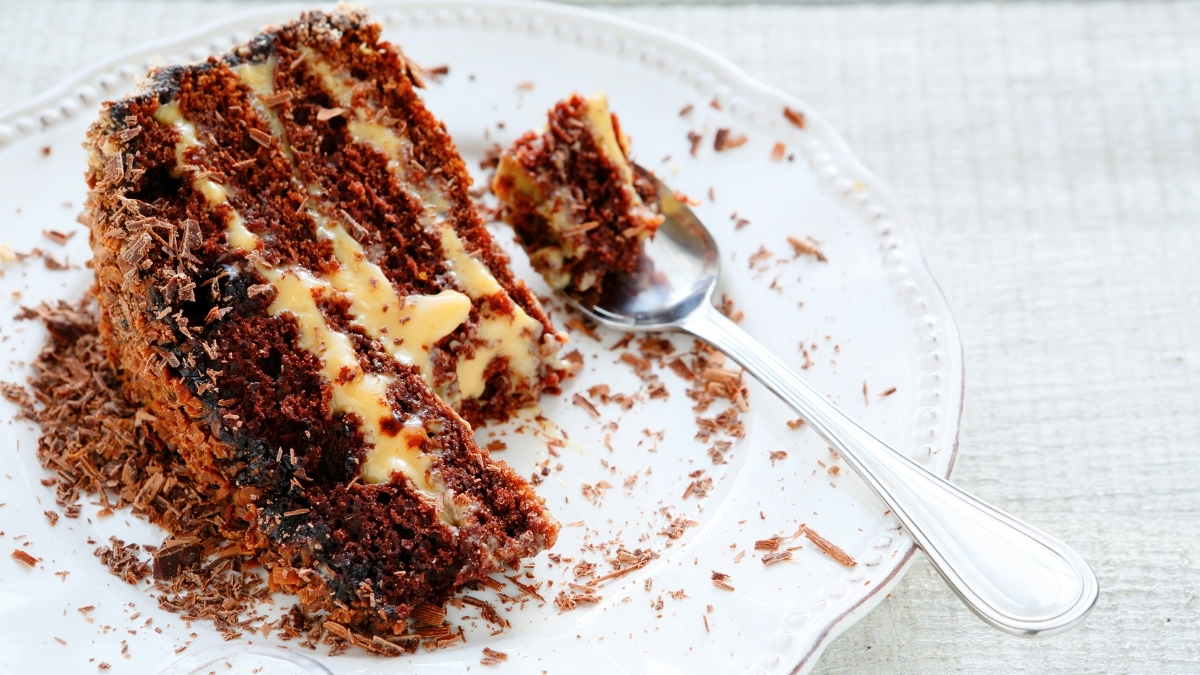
84,7,560,633
493,92,663,306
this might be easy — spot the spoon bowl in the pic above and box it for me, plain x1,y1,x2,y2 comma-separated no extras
559,165,1100,637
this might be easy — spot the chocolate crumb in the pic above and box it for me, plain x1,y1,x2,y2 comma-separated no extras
11,549,37,567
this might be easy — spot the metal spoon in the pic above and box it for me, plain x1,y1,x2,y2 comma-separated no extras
561,167,1099,637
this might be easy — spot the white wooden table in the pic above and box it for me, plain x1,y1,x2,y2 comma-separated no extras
2,1,1198,672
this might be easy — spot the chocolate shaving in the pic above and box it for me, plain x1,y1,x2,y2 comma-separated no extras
338,209,370,241
462,596,509,629
761,550,793,566
787,235,827,262
246,283,275,298
262,91,294,107
713,129,747,151
798,525,856,567
754,537,783,551
572,393,600,418
95,537,152,583
554,588,601,612
42,229,75,245
480,646,509,665
410,603,447,627
783,107,806,129
316,107,347,121
710,570,735,591
152,541,202,579
246,128,272,147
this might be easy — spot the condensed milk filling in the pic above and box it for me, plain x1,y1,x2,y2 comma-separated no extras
303,53,548,404
154,86,473,525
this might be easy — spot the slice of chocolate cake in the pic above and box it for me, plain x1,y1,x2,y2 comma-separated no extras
84,7,559,633
493,92,663,306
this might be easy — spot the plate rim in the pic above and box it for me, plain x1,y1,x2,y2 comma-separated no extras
0,2,966,673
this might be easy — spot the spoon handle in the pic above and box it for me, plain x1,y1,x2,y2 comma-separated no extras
681,302,1098,636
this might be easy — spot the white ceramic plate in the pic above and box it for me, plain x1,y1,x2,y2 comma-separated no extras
0,2,963,674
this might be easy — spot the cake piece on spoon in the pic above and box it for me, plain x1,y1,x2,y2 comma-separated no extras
493,92,663,306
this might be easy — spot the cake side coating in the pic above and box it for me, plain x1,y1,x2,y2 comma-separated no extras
84,7,558,632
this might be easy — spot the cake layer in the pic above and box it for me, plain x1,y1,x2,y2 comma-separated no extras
494,92,662,305
85,7,558,632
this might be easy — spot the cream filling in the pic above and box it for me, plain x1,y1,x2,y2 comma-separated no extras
581,92,633,184
580,93,663,244
305,53,548,403
154,103,259,253
318,216,472,380
435,223,545,398
234,63,475,384
265,267,435,489
153,99,464,523
234,59,295,165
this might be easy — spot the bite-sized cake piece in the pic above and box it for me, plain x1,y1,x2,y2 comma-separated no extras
84,7,559,633
493,92,663,306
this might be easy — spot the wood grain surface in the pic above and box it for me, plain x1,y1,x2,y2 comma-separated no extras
2,1,1197,673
